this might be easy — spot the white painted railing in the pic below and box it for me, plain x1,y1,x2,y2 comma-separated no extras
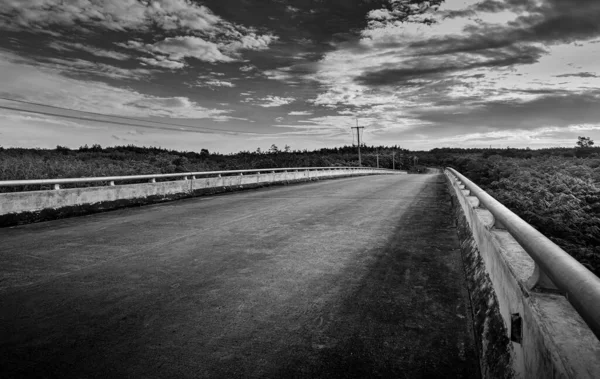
447,167,600,340
0,167,396,190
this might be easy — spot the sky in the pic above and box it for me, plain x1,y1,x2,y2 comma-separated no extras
1,0,600,153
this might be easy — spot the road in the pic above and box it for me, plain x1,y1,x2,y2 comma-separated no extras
0,173,479,378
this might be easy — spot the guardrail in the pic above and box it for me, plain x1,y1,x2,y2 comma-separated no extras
446,167,600,340
0,167,394,190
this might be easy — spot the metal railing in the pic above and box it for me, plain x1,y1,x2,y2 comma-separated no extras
446,167,600,340
0,167,396,190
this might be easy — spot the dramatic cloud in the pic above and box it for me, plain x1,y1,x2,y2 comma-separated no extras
190,79,236,88
257,96,295,108
0,0,220,33
43,57,153,80
0,51,229,120
355,44,546,86
138,57,185,69
2,0,600,152
222,33,278,53
304,0,600,146
49,42,130,61
149,36,234,63
120,32,277,67
555,72,599,78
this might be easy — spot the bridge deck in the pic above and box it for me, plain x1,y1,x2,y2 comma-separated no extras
0,173,479,378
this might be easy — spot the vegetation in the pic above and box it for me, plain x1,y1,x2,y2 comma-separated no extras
0,144,412,191
416,145,600,277
1,142,599,276
577,136,595,148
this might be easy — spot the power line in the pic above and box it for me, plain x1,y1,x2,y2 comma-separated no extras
0,97,267,135
351,118,364,167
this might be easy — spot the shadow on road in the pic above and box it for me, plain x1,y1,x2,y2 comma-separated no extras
267,174,480,378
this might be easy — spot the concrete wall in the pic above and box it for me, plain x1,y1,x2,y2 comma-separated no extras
1,169,403,227
445,170,600,379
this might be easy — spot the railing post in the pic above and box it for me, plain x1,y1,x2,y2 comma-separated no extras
527,264,560,291
53,184,60,190
109,181,115,186
182,176,188,181
148,178,156,183
190,175,196,180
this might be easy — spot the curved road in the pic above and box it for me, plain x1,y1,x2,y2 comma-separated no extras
1,173,479,378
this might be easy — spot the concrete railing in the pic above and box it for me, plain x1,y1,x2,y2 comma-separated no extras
445,168,600,378
0,167,389,190
0,167,402,226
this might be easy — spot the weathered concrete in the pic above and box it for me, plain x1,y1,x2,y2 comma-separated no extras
446,170,600,379
0,174,478,378
0,168,401,227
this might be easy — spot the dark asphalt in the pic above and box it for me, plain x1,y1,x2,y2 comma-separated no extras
0,173,479,378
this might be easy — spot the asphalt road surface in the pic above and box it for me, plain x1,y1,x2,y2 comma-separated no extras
1,173,479,378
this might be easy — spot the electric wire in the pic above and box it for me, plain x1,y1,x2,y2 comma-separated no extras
0,97,267,135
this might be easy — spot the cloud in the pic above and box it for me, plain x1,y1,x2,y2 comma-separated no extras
0,50,230,120
2,1,279,69
205,80,235,87
222,33,278,53
355,44,546,86
139,57,185,69
0,0,220,33
367,9,396,21
257,96,295,107
48,41,131,61
124,96,227,118
303,0,600,142
412,0,600,53
150,36,234,63
555,72,599,78
43,57,153,80
407,91,600,134
121,32,277,68
115,40,146,52
191,79,236,88
263,68,295,82
365,0,443,25
4,0,600,151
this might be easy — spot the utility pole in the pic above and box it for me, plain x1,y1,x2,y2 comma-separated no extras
351,118,364,167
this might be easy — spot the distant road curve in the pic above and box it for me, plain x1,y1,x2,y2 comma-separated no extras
0,173,479,378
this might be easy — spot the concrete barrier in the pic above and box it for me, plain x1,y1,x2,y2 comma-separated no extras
0,167,404,227
445,169,600,378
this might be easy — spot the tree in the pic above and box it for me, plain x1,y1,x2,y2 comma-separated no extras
576,136,594,148
269,144,279,154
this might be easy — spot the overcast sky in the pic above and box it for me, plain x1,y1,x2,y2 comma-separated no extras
1,0,600,153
